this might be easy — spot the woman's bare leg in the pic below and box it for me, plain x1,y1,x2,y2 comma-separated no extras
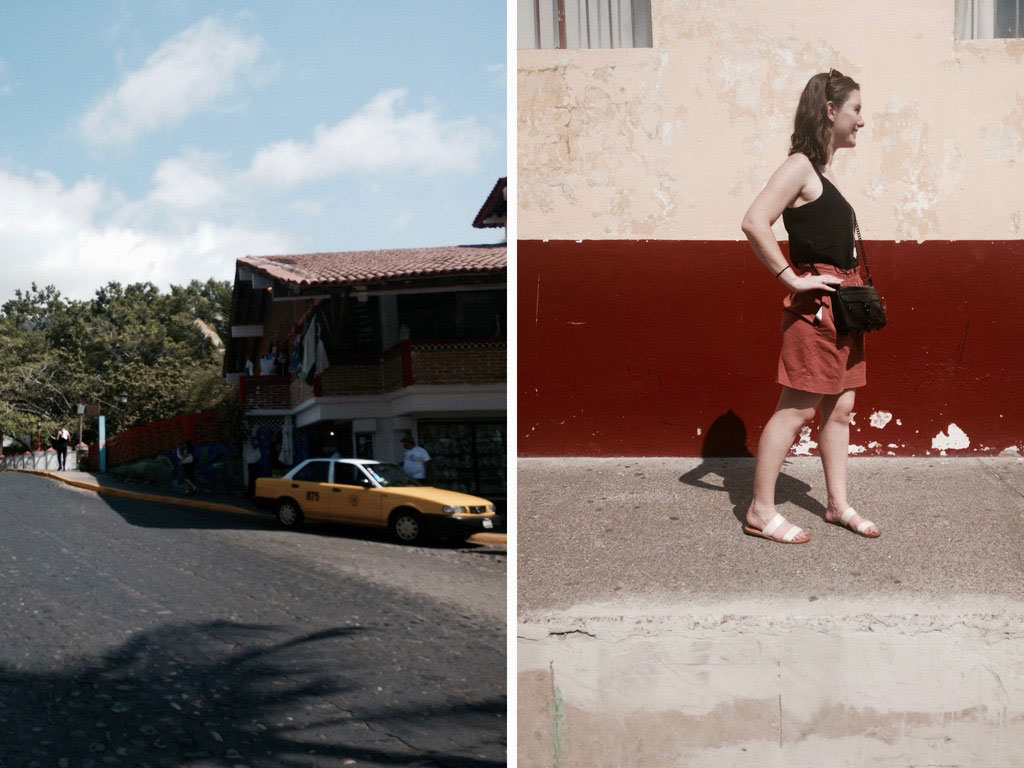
818,388,879,535
745,387,821,541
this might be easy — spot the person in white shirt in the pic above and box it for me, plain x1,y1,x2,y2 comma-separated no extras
53,427,71,470
399,436,430,481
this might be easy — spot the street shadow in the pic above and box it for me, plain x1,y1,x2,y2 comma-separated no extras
0,621,504,768
678,409,826,524
98,494,500,551
99,493,276,532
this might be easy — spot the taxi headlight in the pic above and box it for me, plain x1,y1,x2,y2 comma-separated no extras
487,504,496,513
442,505,463,516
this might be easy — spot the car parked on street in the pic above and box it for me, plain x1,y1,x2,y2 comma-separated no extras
253,458,498,545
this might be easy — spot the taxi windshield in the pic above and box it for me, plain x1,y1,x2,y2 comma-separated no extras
363,463,423,487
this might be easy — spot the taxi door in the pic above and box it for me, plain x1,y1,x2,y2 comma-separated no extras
285,461,333,520
329,462,383,525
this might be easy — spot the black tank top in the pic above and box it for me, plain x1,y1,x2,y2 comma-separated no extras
782,164,857,270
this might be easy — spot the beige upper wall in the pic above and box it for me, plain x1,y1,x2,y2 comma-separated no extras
518,0,1024,241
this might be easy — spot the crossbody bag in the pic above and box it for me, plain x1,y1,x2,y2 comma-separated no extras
810,215,887,334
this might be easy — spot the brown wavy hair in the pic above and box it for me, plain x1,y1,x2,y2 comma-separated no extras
789,69,860,167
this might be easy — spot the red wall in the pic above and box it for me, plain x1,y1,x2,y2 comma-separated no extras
519,239,1024,457
102,411,221,467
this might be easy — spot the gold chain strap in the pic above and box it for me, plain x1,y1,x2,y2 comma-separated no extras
853,213,874,286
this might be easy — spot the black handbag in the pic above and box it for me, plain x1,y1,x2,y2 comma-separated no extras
829,215,887,334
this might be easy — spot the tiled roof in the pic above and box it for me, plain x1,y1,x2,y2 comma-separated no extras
239,244,506,289
473,177,507,229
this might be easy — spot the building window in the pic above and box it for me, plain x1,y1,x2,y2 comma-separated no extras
397,290,505,340
317,295,381,356
955,0,1023,38
519,0,653,49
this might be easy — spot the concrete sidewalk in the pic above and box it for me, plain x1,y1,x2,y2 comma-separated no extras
9,468,506,546
518,456,1024,767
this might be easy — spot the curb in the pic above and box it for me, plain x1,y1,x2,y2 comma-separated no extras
13,469,263,517
467,532,508,545
12,469,507,546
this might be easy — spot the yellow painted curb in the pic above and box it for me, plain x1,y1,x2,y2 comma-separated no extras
12,469,507,544
468,532,507,545
12,469,262,518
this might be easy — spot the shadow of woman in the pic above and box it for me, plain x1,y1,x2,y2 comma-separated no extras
678,409,827,526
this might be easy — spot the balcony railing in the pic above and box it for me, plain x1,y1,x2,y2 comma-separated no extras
239,338,506,410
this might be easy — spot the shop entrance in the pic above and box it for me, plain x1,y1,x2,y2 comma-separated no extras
418,421,506,511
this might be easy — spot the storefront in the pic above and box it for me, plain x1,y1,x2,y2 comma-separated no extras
418,420,507,511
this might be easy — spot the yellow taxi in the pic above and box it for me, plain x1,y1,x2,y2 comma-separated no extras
253,458,498,544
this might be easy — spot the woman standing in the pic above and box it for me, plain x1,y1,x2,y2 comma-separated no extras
740,68,880,544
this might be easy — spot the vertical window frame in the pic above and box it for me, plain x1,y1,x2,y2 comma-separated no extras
521,0,653,50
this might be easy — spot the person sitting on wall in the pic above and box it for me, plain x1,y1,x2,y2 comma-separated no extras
399,436,430,481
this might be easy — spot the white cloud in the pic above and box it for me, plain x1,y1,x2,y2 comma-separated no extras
148,149,229,210
79,17,261,145
0,167,292,302
246,89,486,187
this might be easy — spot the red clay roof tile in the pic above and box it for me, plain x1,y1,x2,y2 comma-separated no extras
239,244,506,288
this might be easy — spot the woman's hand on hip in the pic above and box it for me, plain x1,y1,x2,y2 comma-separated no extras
785,273,843,294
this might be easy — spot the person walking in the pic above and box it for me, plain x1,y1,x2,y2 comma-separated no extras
399,436,431,481
178,441,198,495
54,426,70,470
740,67,880,544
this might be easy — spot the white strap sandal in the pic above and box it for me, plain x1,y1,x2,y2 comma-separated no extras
833,507,881,538
743,512,809,544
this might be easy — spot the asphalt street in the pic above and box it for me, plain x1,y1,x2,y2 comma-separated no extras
0,471,506,768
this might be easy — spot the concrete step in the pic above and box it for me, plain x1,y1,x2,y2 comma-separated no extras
519,597,1024,767
518,456,1024,766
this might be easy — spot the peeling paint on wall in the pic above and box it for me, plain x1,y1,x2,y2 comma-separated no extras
519,2,1024,241
870,411,894,429
790,426,817,456
520,240,1024,457
932,423,971,451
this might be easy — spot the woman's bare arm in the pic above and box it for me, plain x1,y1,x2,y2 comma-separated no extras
741,154,842,293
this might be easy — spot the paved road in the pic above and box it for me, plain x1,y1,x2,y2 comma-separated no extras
0,472,506,768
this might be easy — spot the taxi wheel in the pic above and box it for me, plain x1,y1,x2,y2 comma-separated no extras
390,510,426,545
276,499,304,528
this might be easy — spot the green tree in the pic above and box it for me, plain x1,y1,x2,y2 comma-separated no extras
0,279,233,445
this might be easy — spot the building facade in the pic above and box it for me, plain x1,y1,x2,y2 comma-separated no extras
225,243,507,508
519,0,1024,457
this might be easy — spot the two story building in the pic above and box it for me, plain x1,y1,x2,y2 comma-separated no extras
225,183,507,508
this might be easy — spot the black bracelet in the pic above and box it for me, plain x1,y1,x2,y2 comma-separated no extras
775,264,792,278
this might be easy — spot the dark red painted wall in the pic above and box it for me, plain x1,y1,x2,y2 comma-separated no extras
519,239,1024,457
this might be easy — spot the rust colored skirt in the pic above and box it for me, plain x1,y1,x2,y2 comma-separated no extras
776,263,866,395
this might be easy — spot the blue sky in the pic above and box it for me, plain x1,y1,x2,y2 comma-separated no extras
0,2,506,302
